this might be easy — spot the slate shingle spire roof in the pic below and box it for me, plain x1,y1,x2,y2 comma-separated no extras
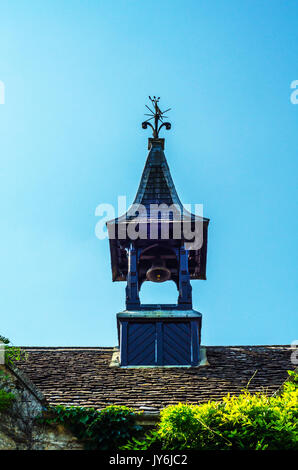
132,138,182,209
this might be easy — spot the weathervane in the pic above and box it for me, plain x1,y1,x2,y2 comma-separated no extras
142,96,171,138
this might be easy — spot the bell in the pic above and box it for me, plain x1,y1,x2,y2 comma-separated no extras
146,258,171,283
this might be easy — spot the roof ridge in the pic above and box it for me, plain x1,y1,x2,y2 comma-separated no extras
20,345,290,350
21,346,115,350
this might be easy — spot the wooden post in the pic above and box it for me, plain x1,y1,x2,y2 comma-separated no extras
120,321,128,366
178,247,192,308
126,246,140,309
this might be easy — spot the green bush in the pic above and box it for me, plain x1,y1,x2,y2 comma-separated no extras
38,404,142,450
86,405,142,450
0,389,15,412
124,370,298,451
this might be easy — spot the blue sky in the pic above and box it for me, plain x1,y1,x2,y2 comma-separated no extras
0,0,297,346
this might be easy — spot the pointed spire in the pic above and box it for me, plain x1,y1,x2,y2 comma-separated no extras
133,138,182,209
135,97,179,210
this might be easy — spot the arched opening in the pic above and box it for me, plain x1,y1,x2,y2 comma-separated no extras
138,243,179,287
139,279,178,305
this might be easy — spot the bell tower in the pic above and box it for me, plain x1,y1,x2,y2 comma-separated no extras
107,97,209,367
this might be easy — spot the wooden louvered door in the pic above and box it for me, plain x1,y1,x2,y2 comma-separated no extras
163,322,191,365
127,322,156,365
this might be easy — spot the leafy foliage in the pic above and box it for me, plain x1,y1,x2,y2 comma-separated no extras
0,370,15,412
0,335,10,344
37,405,99,440
5,346,28,367
86,405,142,450
121,429,162,451
37,404,143,450
0,334,28,366
0,389,15,412
0,335,26,413
123,370,298,451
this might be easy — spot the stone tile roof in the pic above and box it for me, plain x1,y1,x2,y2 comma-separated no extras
17,346,295,411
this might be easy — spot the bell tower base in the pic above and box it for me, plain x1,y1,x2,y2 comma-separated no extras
117,306,202,367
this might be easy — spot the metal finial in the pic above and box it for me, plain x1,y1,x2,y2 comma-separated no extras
142,96,171,138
